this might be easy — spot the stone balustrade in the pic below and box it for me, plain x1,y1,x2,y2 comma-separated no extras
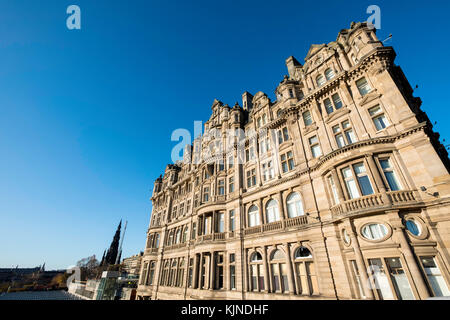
331,190,418,218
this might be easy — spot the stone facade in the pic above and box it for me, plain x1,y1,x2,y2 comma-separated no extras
136,22,450,300
122,253,143,276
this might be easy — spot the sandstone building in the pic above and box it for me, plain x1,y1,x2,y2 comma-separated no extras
136,22,450,300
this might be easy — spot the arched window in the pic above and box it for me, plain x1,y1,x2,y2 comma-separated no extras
270,249,289,293
176,229,182,244
155,234,160,248
266,200,280,223
294,247,318,295
262,114,267,125
177,259,185,287
286,193,304,218
325,68,335,81
162,261,170,286
316,74,325,87
248,205,260,227
182,227,189,242
277,109,283,118
168,230,174,246
250,252,264,292
170,260,177,286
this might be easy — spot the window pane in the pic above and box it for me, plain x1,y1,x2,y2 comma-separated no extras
325,68,335,80
420,257,450,297
358,175,374,195
324,99,334,114
385,258,415,300
332,93,343,109
303,111,312,126
406,220,420,236
311,145,321,158
345,129,356,144
346,179,360,199
357,78,371,96
336,134,346,148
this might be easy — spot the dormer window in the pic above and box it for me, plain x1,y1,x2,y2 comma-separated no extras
289,89,294,98
325,68,335,81
356,77,372,96
316,75,326,87
262,114,267,125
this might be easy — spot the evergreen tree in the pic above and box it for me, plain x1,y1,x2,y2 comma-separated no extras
104,220,121,265
100,250,106,266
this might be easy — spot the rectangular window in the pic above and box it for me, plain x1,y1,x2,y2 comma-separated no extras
368,259,394,300
281,151,295,173
203,187,209,202
379,159,401,191
229,210,235,231
350,260,365,298
215,253,224,289
246,169,256,188
303,110,313,126
228,176,234,193
332,93,343,110
230,265,236,290
324,98,334,114
192,223,197,239
342,167,360,199
188,258,194,287
309,136,322,158
333,120,357,148
420,256,450,297
369,105,389,131
217,212,225,233
262,161,275,182
353,163,374,196
218,180,225,195
277,127,289,144
356,77,372,96
385,258,415,300
204,216,211,235
259,135,271,154
186,200,191,214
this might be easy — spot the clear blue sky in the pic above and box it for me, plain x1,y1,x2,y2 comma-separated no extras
0,0,449,270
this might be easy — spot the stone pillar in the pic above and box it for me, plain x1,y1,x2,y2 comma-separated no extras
259,198,265,225
262,247,270,293
209,252,215,290
198,252,204,289
243,249,249,292
331,168,346,203
387,211,430,299
349,230,375,300
285,243,296,294
278,191,287,220
365,154,391,204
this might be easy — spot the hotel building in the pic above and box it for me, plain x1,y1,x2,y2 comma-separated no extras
137,22,450,300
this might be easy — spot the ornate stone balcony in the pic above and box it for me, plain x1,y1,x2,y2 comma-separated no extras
244,215,309,236
331,190,419,218
196,232,226,243
165,242,187,251
144,248,159,255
